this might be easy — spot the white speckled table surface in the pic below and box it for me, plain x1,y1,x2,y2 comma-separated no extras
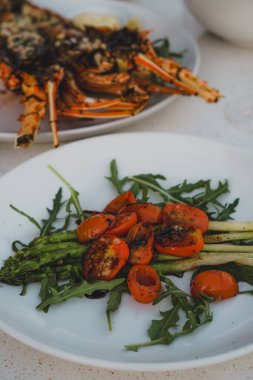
1,0,253,379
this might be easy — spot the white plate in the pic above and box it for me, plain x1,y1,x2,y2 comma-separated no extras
0,0,200,144
1,132,253,371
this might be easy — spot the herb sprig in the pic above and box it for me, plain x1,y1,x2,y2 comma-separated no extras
106,159,239,221
153,38,186,59
125,277,213,351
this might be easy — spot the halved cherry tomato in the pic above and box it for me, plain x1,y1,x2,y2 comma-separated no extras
127,222,154,265
76,214,115,243
162,203,209,233
127,264,161,303
154,223,204,257
191,270,238,301
120,203,162,224
103,192,137,214
82,234,129,281
108,212,137,237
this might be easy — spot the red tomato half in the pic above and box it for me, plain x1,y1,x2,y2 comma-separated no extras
162,203,209,233
103,192,137,214
120,203,162,224
154,224,204,257
191,270,239,301
127,264,161,303
82,234,129,281
76,214,115,243
108,212,137,237
127,222,154,265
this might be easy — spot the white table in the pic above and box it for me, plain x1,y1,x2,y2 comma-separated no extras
1,1,253,378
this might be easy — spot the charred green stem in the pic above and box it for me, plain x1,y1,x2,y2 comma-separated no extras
204,232,253,244
152,251,253,274
208,221,253,232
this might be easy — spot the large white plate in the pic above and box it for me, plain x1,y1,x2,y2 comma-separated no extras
1,132,253,371
0,0,200,144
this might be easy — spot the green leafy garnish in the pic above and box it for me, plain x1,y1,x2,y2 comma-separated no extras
40,188,65,236
10,187,65,237
106,283,128,331
105,159,128,194
125,277,213,351
9,204,41,231
39,273,58,313
48,165,84,222
36,278,125,312
106,159,239,221
153,38,186,59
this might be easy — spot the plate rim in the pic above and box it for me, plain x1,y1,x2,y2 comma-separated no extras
0,0,200,144
1,132,252,371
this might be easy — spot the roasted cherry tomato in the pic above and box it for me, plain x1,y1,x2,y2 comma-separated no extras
127,222,154,265
191,270,238,301
154,223,204,257
82,234,129,281
103,192,137,214
162,203,209,233
76,214,115,243
120,203,162,224
127,264,161,303
108,212,137,237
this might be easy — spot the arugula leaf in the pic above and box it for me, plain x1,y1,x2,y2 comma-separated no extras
125,277,212,352
105,159,129,195
11,240,28,253
211,198,240,221
106,283,128,331
9,204,41,230
36,278,125,311
19,284,27,296
168,179,209,197
129,174,174,202
148,303,180,341
106,160,239,221
10,188,66,238
38,273,58,313
40,188,64,236
48,165,84,221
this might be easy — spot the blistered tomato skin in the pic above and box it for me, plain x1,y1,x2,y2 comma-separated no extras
76,214,115,243
127,222,154,265
154,223,204,257
82,234,129,281
162,203,209,233
108,212,137,237
191,270,239,301
127,264,161,303
103,192,137,214
119,203,162,224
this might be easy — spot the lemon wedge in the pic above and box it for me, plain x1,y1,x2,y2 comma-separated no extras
73,12,120,30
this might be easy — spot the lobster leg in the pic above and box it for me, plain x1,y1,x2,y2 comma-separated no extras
61,109,134,119
47,80,59,148
59,71,148,119
134,53,221,102
133,76,188,96
64,98,127,111
15,66,64,148
47,66,64,148
15,95,47,148
15,73,47,148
